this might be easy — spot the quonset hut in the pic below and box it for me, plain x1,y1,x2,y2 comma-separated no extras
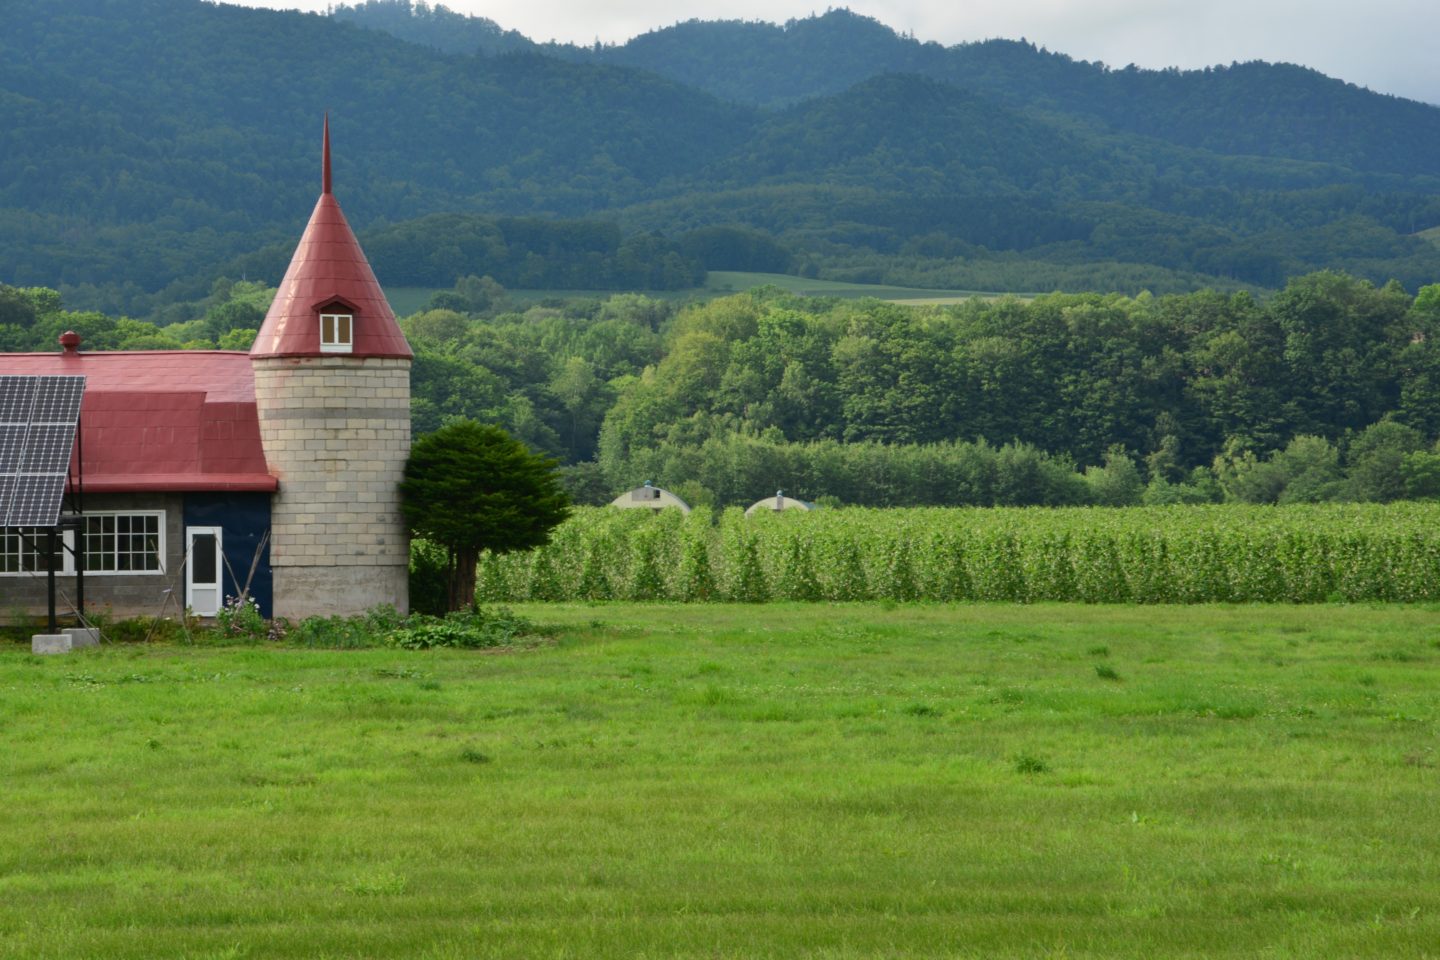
744,490,817,517
0,120,413,621
609,482,691,514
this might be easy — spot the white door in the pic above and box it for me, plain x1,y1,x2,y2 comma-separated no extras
186,526,223,616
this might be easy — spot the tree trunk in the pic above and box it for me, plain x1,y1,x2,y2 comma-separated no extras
450,548,479,612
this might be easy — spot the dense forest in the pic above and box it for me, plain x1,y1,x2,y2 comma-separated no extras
5,272,1440,508
5,0,1440,315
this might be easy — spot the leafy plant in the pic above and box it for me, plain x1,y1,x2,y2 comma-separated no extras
1014,753,1049,774
214,595,267,643
385,607,537,650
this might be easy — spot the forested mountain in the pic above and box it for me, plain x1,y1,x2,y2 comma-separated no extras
565,12,1440,177
5,0,1440,314
347,4,1440,177
0,0,748,306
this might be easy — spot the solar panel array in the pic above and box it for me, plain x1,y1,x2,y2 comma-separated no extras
0,375,86,527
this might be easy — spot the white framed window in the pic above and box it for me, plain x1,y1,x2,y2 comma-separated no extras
0,528,68,575
84,513,165,573
1,512,166,577
319,312,353,353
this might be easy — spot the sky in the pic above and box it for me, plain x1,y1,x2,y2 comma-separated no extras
233,0,1440,105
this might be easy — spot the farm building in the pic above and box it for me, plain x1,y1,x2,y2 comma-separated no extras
609,482,691,514
0,120,413,622
744,491,817,516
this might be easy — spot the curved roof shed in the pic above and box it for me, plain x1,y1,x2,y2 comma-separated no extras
610,482,691,514
744,491,817,517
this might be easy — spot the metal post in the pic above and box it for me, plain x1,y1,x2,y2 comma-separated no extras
46,527,57,634
75,414,84,622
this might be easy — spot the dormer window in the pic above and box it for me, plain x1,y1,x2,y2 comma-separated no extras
319,312,353,353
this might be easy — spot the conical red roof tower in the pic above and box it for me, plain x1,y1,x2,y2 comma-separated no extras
250,117,412,360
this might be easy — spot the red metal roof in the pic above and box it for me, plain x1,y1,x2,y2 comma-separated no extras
250,118,412,361
0,351,276,493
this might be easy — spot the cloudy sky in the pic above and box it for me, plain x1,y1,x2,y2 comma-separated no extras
234,0,1439,105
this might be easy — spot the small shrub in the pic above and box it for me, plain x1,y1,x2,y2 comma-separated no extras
1014,753,1049,774
386,607,535,650
362,604,404,634
287,615,382,649
1095,664,1122,681
214,595,267,643
459,747,492,764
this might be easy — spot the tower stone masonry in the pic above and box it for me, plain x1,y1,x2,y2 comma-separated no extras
250,118,413,618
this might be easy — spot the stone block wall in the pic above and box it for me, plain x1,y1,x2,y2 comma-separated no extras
252,356,411,618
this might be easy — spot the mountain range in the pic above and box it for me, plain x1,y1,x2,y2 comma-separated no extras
4,0,1440,314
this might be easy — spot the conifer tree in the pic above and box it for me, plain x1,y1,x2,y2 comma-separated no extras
401,420,570,611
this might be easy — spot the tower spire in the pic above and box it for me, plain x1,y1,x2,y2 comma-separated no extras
322,113,332,195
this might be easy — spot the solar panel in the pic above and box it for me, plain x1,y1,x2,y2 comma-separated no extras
0,378,36,423
20,424,79,473
7,476,66,526
31,377,85,425
0,426,23,472
0,375,86,528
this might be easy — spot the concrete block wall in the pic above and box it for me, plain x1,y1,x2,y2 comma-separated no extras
253,356,411,618
2,492,184,621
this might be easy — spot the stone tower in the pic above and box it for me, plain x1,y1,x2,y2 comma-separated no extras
250,118,413,618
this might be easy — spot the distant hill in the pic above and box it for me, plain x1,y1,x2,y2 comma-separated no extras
381,6,1440,179
3,0,1440,314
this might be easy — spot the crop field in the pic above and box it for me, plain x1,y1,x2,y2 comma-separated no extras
1,603,1437,958
476,504,1440,605
702,272,1008,303
384,273,1000,316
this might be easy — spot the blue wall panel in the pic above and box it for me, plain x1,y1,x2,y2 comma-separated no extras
182,493,273,618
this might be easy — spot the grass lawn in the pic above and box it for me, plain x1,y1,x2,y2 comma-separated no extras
2,603,1438,958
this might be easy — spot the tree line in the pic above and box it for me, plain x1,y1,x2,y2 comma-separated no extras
5,269,1440,508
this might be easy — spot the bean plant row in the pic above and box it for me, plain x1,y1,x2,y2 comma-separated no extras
473,503,1440,604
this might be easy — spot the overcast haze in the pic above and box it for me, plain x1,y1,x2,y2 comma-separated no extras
234,0,1440,106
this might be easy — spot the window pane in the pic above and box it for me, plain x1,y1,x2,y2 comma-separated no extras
191,533,218,584
1,531,15,573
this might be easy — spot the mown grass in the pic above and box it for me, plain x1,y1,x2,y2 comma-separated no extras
2,603,1438,958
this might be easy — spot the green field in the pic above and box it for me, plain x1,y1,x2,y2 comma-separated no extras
3,603,1438,958
702,272,1012,303
384,273,1003,316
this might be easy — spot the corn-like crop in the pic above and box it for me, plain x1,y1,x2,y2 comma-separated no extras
473,503,1440,603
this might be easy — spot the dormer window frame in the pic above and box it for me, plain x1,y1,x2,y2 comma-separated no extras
316,297,357,354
